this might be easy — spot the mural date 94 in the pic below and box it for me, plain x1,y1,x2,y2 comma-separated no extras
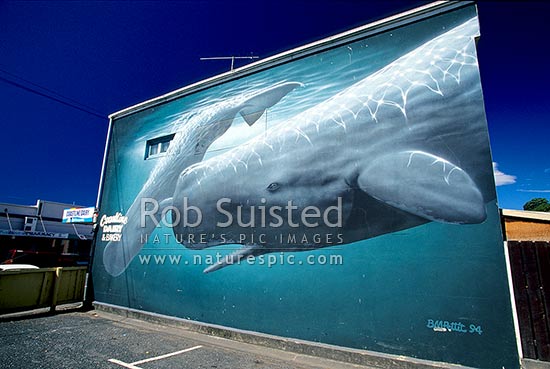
427,319,483,335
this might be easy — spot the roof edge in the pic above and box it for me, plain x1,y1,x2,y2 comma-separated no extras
501,209,550,222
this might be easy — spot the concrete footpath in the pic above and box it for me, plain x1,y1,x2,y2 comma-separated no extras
0,310,375,369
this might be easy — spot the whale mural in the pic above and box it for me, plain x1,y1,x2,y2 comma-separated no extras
171,17,492,273
93,5,520,368
105,17,493,275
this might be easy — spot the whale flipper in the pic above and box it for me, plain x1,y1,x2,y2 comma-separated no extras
203,245,268,273
358,151,486,224
238,82,303,126
240,110,265,126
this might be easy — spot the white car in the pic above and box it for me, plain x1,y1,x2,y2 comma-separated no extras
0,264,39,271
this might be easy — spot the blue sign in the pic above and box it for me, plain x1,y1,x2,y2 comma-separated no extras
62,207,95,223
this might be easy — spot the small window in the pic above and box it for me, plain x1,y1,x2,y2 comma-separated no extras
145,134,175,159
149,144,159,156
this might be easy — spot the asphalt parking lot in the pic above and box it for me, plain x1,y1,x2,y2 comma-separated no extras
0,310,373,369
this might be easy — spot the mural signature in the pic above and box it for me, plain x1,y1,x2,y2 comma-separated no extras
427,319,483,335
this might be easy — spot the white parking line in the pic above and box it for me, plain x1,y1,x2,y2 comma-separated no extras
109,345,203,368
108,359,143,369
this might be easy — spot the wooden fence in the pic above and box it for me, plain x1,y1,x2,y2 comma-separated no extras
0,266,87,315
508,241,550,361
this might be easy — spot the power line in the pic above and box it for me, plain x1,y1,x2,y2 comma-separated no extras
0,67,105,115
0,68,106,119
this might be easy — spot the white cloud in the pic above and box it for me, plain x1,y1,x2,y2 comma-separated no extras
493,162,516,186
518,189,550,193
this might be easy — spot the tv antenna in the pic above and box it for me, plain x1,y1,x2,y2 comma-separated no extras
200,55,259,71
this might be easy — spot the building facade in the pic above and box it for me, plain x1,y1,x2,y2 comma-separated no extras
91,2,520,368
0,200,93,267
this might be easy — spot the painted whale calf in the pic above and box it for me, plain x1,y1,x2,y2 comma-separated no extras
102,82,302,276
170,17,495,273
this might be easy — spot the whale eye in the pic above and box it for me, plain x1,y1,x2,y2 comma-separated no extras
194,141,205,154
266,182,280,192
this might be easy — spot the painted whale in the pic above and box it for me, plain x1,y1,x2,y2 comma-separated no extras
170,17,495,273
102,82,302,276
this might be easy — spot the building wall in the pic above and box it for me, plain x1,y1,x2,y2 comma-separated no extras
92,4,519,368
0,200,93,266
504,219,550,241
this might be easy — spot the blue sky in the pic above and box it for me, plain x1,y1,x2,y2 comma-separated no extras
0,1,548,210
